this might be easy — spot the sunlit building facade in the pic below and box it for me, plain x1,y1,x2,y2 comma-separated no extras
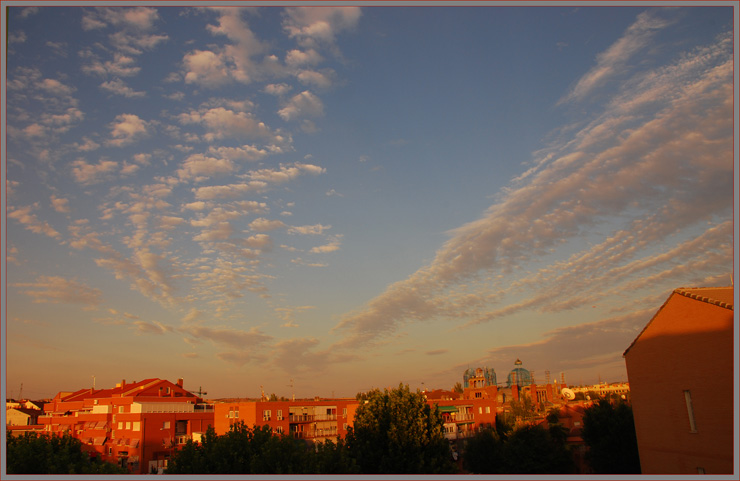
39,378,214,474
624,287,734,474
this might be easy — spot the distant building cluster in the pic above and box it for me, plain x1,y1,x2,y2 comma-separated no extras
4,286,734,475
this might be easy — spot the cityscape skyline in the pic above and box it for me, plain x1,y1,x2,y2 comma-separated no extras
3,4,736,400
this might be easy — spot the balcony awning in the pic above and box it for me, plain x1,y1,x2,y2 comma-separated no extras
93,437,106,445
437,406,458,413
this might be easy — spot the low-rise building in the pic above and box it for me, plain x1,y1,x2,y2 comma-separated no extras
214,398,359,442
39,378,214,474
6,407,42,426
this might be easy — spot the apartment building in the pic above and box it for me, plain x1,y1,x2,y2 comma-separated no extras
39,378,214,474
214,398,359,443
624,287,734,474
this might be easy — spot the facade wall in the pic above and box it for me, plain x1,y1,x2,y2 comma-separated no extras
6,408,40,426
38,379,214,474
624,291,734,474
214,399,358,442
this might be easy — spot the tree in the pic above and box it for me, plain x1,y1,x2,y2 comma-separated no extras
509,395,536,420
6,431,127,474
462,427,505,473
452,382,463,393
501,424,575,474
345,383,457,474
581,399,641,473
166,423,311,474
462,423,574,474
305,438,358,474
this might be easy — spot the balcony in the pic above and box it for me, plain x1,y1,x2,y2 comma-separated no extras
454,413,475,422
291,428,339,439
289,414,337,423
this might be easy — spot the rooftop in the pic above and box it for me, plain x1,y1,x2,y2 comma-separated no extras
674,286,734,310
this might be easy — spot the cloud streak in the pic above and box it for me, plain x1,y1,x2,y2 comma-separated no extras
333,22,733,350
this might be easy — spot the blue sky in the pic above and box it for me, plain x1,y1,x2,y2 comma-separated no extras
2,4,736,400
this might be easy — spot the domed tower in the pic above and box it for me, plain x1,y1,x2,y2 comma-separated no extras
463,367,497,389
506,359,533,388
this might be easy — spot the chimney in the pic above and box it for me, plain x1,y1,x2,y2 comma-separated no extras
121,379,126,387
176,378,183,388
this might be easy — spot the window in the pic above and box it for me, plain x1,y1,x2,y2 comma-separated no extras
478,407,483,414
263,410,271,421
475,392,482,398
275,426,283,434
342,408,347,417
684,390,697,432
118,422,123,430
277,410,283,421
119,406,125,413
234,409,239,418
163,421,170,429
485,406,491,414
125,422,131,430
133,422,140,431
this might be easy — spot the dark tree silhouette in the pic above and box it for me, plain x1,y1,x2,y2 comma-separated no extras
581,399,641,473
5,431,127,474
345,383,457,474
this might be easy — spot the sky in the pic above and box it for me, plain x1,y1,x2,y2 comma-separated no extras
2,3,737,401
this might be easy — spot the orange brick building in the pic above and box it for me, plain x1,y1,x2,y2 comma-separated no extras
623,287,735,474
214,398,359,442
40,378,214,474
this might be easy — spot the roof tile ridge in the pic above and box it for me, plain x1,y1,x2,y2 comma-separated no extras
674,287,734,310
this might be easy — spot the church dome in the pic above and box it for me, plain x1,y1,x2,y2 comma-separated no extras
506,359,532,387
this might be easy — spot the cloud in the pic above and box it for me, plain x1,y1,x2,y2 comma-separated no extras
100,78,146,97
70,158,119,184
310,235,342,253
107,113,150,147
285,48,323,67
193,182,268,200
50,195,70,213
282,7,362,49
182,8,266,88
8,204,61,239
288,224,331,235
132,320,172,335
333,25,734,350
559,9,678,105
179,107,284,144
249,218,286,232
82,52,141,77
177,153,236,181
426,349,448,356
264,83,292,96
81,7,168,55
248,162,326,184
278,90,324,121
271,337,357,374
14,275,103,307
183,49,232,87
181,325,272,350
